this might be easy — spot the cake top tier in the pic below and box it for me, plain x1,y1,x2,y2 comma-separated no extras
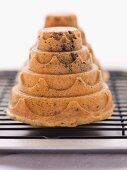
45,13,78,27
37,27,82,52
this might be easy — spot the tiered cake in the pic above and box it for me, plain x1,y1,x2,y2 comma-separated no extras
8,27,114,127
45,13,108,80
45,13,87,44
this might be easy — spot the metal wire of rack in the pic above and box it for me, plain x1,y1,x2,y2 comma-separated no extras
0,70,127,140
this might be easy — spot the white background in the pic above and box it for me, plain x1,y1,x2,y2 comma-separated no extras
0,0,127,70
0,1,127,169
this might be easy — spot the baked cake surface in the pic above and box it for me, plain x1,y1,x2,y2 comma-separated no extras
44,13,109,80
8,27,114,127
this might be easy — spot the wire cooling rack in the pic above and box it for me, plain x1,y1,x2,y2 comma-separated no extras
0,70,127,153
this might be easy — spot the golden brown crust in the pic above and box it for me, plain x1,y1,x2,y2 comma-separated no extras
28,46,92,74
43,13,109,81
102,71,110,81
19,64,101,90
9,85,113,127
8,109,113,127
19,72,103,97
37,27,82,52
8,27,113,127
30,45,90,65
45,13,78,27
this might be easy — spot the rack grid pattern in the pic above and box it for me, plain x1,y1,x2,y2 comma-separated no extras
0,71,127,139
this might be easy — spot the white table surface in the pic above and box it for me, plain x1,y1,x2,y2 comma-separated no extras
0,153,127,170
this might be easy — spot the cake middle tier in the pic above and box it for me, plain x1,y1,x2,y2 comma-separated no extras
19,64,102,97
28,46,92,74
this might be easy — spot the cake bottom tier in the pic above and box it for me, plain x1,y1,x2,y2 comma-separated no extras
8,86,114,127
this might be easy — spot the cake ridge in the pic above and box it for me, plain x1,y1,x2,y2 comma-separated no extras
12,84,109,99
30,47,91,65
23,63,99,77
20,65,100,91
28,52,92,74
19,73,103,97
10,89,112,117
20,70,102,89
37,27,82,52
